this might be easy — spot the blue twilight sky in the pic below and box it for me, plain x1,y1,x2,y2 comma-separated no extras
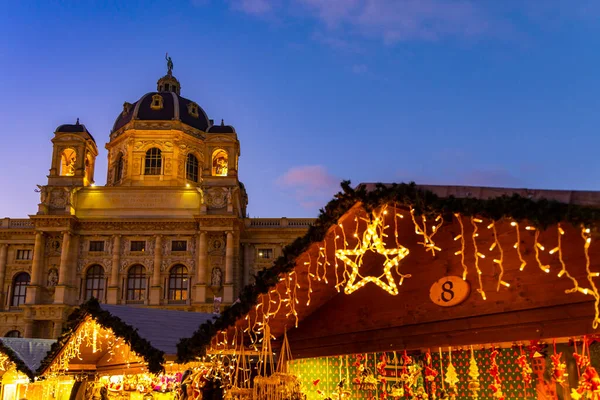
1,0,599,218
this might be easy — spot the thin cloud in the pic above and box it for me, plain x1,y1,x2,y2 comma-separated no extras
276,165,340,211
229,0,273,14
352,64,368,74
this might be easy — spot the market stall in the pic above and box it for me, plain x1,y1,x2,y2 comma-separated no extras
0,337,62,400
178,182,600,400
38,299,221,400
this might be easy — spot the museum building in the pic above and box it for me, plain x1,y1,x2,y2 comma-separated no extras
0,65,314,339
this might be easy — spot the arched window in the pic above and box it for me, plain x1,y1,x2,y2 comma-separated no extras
144,148,162,175
85,265,105,301
127,265,146,301
10,272,30,307
60,148,77,176
212,150,228,176
115,153,124,182
186,154,199,183
168,265,188,301
5,330,21,338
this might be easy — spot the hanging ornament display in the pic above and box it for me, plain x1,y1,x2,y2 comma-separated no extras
516,347,533,400
572,338,600,399
467,346,480,400
424,350,438,400
444,348,459,400
551,355,566,385
488,349,505,400
390,352,405,399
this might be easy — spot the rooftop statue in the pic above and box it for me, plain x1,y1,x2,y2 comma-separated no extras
165,53,173,75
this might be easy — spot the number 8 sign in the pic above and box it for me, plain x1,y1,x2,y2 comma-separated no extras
429,276,471,307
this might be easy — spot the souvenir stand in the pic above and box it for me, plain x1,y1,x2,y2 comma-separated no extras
38,299,219,400
0,337,61,400
178,182,600,400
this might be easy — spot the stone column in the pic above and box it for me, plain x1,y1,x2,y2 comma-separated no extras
107,235,121,304
0,244,7,308
223,231,234,302
58,232,70,285
194,232,208,304
26,232,45,305
243,243,251,287
150,235,163,305
54,231,71,304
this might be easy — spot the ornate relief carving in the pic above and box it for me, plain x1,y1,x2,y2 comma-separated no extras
164,157,172,175
47,268,58,287
208,234,225,255
205,187,229,209
77,258,112,273
133,140,174,151
79,221,197,231
45,236,62,255
120,258,153,272
49,189,67,208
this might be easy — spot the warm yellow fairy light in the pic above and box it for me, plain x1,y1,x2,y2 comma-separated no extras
512,221,527,271
581,227,600,329
471,216,486,300
410,207,443,256
534,231,551,273
490,222,508,291
454,214,468,280
336,206,410,295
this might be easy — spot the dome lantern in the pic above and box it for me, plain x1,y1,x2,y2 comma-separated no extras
157,53,181,95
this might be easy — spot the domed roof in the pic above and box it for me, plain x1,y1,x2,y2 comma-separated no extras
112,91,211,133
208,120,236,134
55,119,96,142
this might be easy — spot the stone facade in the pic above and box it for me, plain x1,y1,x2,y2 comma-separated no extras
0,68,314,339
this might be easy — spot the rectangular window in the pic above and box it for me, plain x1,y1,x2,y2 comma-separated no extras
130,241,146,252
16,250,32,260
257,248,273,259
89,241,105,252
171,240,187,252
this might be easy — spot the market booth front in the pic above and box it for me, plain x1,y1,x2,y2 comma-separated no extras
0,337,62,400
179,183,600,400
38,300,218,400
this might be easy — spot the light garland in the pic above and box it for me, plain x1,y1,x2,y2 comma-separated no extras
48,317,144,377
471,217,486,300
410,208,443,256
511,221,527,271
489,222,510,290
336,206,410,295
453,214,469,280
581,227,600,329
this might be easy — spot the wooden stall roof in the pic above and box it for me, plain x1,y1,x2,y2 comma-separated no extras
177,182,600,362
0,338,55,380
39,299,216,375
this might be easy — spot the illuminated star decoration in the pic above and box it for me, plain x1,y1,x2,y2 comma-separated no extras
335,206,410,295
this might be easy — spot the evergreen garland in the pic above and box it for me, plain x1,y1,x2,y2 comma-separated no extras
37,298,165,376
176,181,600,363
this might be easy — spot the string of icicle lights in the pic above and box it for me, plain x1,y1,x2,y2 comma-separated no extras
211,204,600,353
